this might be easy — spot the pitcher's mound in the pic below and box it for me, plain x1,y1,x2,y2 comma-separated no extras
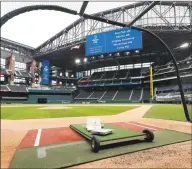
39,106,72,110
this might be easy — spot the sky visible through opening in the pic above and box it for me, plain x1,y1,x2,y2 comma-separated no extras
1,2,134,48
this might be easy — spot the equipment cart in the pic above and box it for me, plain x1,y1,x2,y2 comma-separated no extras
70,120,154,153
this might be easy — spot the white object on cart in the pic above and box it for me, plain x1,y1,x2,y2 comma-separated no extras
86,118,113,135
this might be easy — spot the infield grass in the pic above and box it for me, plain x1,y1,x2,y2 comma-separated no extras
1,105,139,120
143,104,192,121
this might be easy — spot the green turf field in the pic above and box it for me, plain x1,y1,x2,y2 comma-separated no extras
1,105,139,120
143,104,192,121
70,123,142,141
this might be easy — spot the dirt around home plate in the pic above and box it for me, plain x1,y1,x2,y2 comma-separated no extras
1,105,192,168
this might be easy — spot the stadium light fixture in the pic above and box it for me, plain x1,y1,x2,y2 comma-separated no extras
180,42,189,48
75,59,81,64
135,50,139,53
125,52,130,55
83,58,87,63
99,55,104,59
173,42,190,51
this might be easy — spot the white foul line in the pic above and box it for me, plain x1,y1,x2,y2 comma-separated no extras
127,122,158,131
34,129,42,147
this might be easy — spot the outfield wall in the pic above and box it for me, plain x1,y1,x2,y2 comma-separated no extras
1,89,73,104
27,94,72,103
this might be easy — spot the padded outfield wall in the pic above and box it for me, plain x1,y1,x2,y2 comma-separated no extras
27,89,73,103
1,89,73,104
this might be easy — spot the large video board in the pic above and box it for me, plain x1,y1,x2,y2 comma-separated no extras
42,60,49,85
86,28,142,56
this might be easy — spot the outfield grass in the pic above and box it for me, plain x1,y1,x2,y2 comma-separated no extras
1,105,139,120
143,104,192,122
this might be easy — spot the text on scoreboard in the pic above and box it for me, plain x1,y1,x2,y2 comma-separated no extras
86,28,142,56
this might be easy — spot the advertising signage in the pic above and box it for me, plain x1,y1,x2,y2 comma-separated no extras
42,60,49,85
86,27,142,56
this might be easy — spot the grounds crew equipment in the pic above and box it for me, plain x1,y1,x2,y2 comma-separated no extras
70,118,155,153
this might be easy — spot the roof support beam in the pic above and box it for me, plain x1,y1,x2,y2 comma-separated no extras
127,1,158,26
81,1,159,28
79,1,89,16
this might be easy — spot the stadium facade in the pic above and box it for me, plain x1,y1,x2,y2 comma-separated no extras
0,1,192,104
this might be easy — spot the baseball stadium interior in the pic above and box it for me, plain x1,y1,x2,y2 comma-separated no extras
1,1,192,105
